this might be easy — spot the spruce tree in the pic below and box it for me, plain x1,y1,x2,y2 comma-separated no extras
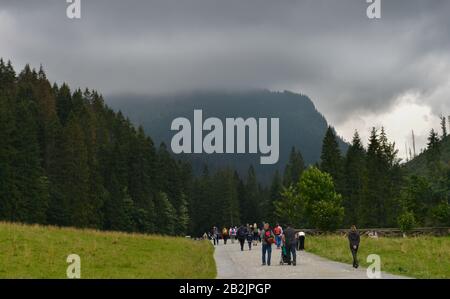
320,126,344,192
440,116,447,139
243,165,259,224
362,127,382,227
343,131,367,226
283,147,305,187
269,170,283,224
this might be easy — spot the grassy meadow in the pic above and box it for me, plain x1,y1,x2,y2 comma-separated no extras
0,222,216,278
307,234,450,278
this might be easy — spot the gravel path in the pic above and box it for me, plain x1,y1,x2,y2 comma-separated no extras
214,241,409,279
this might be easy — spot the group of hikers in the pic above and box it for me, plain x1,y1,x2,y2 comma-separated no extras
205,223,307,266
204,223,360,268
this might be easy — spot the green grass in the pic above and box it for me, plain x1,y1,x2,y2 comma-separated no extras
307,234,450,278
0,222,216,278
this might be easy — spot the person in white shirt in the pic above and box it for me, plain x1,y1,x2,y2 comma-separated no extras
297,231,305,251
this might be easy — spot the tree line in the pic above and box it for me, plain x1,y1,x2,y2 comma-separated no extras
273,124,450,231
1,60,448,236
0,60,194,235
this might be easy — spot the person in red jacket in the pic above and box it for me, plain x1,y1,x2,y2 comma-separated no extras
273,223,283,249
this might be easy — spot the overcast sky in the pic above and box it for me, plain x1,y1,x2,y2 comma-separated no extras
1,0,450,159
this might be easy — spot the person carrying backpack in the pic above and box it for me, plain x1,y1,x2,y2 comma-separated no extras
273,223,283,249
222,227,229,245
237,225,247,251
260,223,275,266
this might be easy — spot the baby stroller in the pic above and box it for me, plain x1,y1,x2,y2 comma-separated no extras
279,245,291,265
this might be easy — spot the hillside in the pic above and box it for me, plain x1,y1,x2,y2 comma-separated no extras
0,222,215,278
108,90,348,183
404,135,450,176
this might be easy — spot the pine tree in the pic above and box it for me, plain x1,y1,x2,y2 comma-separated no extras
154,192,177,235
343,131,367,226
269,170,283,224
426,128,442,178
440,116,447,139
190,166,213,235
242,165,259,224
61,116,91,227
0,60,18,221
12,90,49,223
427,129,440,151
379,127,402,226
283,147,305,187
176,193,190,235
320,126,344,192
362,127,382,227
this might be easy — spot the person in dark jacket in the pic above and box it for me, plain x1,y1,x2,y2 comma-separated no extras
246,225,254,250
237,225,247,251
348,225,360,268
282,224,298,266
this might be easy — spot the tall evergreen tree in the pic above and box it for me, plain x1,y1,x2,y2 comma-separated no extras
440,116,447,139
283,147,305,187
241,165,259,224
343,131,367,226
269,170,283,224
320,126,344,192
362,128,383,226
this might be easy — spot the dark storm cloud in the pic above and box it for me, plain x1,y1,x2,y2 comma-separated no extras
1,0,450,125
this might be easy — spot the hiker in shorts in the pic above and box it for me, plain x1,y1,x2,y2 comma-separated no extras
273,223,283,249
348,225,360,268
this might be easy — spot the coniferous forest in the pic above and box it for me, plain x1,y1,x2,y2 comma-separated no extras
0,60,449,236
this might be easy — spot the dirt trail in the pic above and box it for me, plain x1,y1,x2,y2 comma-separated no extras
214,241,408,279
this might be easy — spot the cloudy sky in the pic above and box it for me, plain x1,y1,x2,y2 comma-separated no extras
1,0,450,159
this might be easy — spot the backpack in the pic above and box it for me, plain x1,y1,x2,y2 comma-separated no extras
274,226,281,235
238,227,246,238
264,230,275,244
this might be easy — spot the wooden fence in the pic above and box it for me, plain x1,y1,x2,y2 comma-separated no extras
294,227,450,237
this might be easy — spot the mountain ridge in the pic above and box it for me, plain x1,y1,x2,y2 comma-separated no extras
107,89,349,183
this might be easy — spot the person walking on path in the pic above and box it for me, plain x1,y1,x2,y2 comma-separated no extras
229,226,237,244
282,224,298,266
222,227,229,244
260,223,275,266
237,225,247,251
273,223,283,249
297,231,305,251
212,226,220,246
253,223,259,246
348,225,360,268
247,225,254,250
